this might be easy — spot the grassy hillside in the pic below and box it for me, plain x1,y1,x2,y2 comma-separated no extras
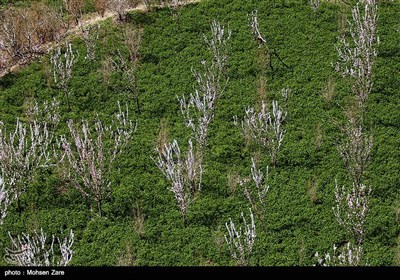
0,0,399,266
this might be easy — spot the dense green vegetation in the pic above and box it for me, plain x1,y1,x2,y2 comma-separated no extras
0,0,399,266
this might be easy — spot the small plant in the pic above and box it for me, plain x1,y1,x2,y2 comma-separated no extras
321,76,335,106
224,208,256,266
51,43,76,110
315,242,363,266
0,177,10,226
5,228,74,266
243,157,270,210
309,0,320,14
132,203,145,237
308,176,319,205
0,100,59,204
59,102,135,216
81,25,100,61
314,123,323,151
117,241,136,266
241,97,287,166
156,118,169,154
333,180,371,245
337,110,373,188
334,0,379,111
155,139,202,223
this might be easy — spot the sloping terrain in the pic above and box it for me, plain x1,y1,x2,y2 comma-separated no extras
0,0,399,266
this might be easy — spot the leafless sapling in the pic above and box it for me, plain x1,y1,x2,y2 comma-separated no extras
243,157,270,214
155,139,202,223
124,27,142,64
333,180,371,245
0,176,10,226
0,100,59,206
59,102,135,216
112,48,141,114
203,20,232,75
315,242,363,266
334,0,379,111
109,0,132,22
95,0,107,17
337,111,373,188
250,10,290,70
178,20,231,161
63,0,84,26
5,228,74,266
241,98,287,166
81,24,100,61
224,208,256,266
51,43,76,110
309,0,320,14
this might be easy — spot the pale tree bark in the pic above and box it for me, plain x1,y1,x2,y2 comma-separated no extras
155,139,202,224
51,43,76,110
315,242,363,266
0,100,60,210
59,102,136,216
0,176,10,226
224,208,256,266
5,228,74,266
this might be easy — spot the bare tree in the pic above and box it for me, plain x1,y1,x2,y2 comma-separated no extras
155,139,202,223
250,10,290,70
112,49,140,114
315,242,363,266
203,20,231,74
63,0,84,25
334,0,379,111
81,25,100,61
178,20,231,165
0,8,37,61
337,110,373,188
224,208,256,266
99,56,114,88
0,176,10,226
95,0,107,17
178,66,219,156
309,0,320,14
59,102,135,216
108,0,133,22
110,28,143,113
51,43,76,110
124,27,142,64
333,180,371,245
32,3,67,46
0,100,59,205
5,228,74,266
0,4,67,67
241,98,287,166
243,157,270,213
250,10,267,47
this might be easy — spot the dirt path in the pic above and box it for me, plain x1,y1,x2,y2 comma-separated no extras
0,0,200,78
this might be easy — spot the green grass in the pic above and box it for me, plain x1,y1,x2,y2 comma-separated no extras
0,0,399,266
